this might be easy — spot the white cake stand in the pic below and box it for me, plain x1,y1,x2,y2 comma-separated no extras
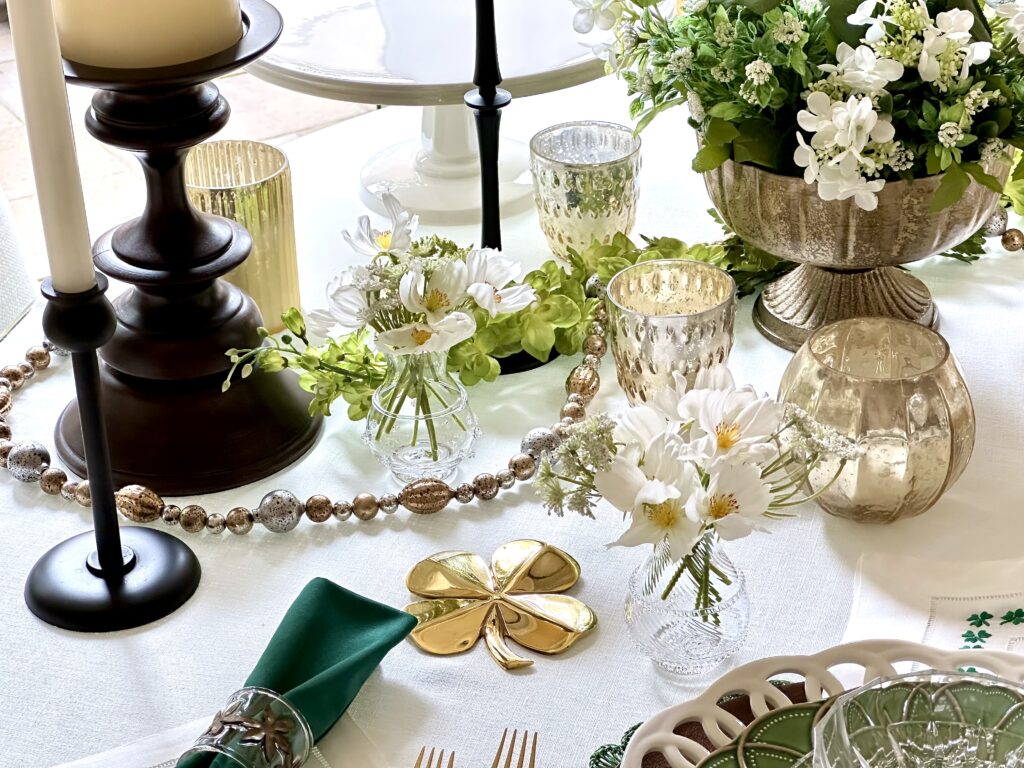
246,0,607,222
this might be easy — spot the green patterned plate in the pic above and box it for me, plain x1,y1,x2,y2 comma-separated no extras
697,700,832,768
696,677,1024,768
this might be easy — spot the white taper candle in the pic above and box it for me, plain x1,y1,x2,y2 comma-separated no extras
8,0,97,294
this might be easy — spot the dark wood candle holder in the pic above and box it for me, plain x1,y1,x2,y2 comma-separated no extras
59,0,321,495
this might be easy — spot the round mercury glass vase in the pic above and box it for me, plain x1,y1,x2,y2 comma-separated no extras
704,155,1011,351
606,259,736,405
364,349,480,483
814,671,1024,768
530,121,641,259
624,534,750,676
778,317,975,524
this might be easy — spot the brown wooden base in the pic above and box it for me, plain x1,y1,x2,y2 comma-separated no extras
55,365,322,496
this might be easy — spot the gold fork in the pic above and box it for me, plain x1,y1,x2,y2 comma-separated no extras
413,746,455,768
490,728,538,768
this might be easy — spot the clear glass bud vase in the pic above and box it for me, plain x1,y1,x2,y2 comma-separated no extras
624,533,750,676
363,350,480,483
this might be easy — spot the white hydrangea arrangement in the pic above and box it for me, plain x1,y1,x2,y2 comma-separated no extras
571,0,1023,211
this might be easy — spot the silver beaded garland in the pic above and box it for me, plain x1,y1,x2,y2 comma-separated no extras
520,427,562,459
332,501,353,521
6,441,50,483
585,274,606,299
255,490,305,533
161,504,182,525
1,319,609,532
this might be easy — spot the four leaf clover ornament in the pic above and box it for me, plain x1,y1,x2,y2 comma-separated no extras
405,539,598,670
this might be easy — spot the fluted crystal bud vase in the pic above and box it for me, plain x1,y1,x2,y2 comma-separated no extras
364,350,479,483
624,534,750,676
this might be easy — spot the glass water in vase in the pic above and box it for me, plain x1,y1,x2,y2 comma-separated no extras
364,350,479,483
625,533,750,676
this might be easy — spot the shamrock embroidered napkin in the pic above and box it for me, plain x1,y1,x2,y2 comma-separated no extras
843,553,1024,654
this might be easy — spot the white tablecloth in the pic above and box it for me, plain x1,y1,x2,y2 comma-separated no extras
2,75,1023,768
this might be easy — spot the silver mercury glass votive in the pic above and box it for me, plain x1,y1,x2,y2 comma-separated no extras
606,259,737,405
530,121,641,259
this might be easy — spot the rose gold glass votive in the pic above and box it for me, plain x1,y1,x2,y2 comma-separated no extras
605,259,736,405
779,317,975,523
185,140,300,333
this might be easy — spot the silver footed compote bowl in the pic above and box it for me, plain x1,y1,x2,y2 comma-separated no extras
704,157,1010,351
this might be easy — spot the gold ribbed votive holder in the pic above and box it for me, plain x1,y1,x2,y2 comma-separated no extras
185,140,300,333
605,259,736,405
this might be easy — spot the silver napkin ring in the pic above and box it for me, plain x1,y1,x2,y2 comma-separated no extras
177,687,313,768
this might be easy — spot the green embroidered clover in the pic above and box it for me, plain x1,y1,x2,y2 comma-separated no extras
968,612,994,627
962,629,993,648
1001,609,1024,626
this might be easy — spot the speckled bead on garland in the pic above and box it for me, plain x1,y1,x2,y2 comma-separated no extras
0,315,609,534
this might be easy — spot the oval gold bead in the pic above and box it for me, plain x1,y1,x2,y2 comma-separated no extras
565,365,600,404
115,484,165,523
399,478,455,515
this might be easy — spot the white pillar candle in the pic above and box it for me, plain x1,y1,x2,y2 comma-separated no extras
54,0,243,69
8,0,96,294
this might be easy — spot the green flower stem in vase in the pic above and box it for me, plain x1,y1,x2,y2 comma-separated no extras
364,350,480,483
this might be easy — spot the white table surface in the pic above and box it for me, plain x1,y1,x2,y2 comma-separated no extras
3,75,1024,768
247,0,606,105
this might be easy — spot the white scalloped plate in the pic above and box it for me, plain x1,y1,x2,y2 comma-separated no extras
622,639,1024,768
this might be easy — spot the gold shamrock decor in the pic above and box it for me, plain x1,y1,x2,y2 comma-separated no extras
405,539,597,670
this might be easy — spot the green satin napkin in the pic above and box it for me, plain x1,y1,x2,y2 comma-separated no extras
181,577,416,767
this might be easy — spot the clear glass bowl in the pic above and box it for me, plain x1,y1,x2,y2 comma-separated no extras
529,120,641,259
606,259,736,406
814,671,1024,768
778,317,975,523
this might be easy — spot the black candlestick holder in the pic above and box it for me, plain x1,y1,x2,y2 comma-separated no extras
25,277,201,632
58,0,321,496
466,0,511,251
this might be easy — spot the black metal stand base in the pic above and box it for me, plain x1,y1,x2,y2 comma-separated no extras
25,527,201,632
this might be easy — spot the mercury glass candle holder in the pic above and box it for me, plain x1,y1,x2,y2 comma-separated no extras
606,259,736,405
186,140,301,333
530,121,641,259
779,317,975,524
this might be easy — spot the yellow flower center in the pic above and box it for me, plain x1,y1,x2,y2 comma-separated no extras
707,493,739,520
411,328,433,346
645,499,682,530
715,421,741,451
424,288,450,312
374,231,393,250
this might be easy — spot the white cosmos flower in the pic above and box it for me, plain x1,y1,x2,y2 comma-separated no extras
680,384,782,463
375,312,476,355
847,0,888,43
571,0,621,34
399,261,468,324
343,192,418,257
465,248,537,317
613,404,673,464
597,435,703,558
818,43,904,95
686,462,772,541
304,270,373,342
